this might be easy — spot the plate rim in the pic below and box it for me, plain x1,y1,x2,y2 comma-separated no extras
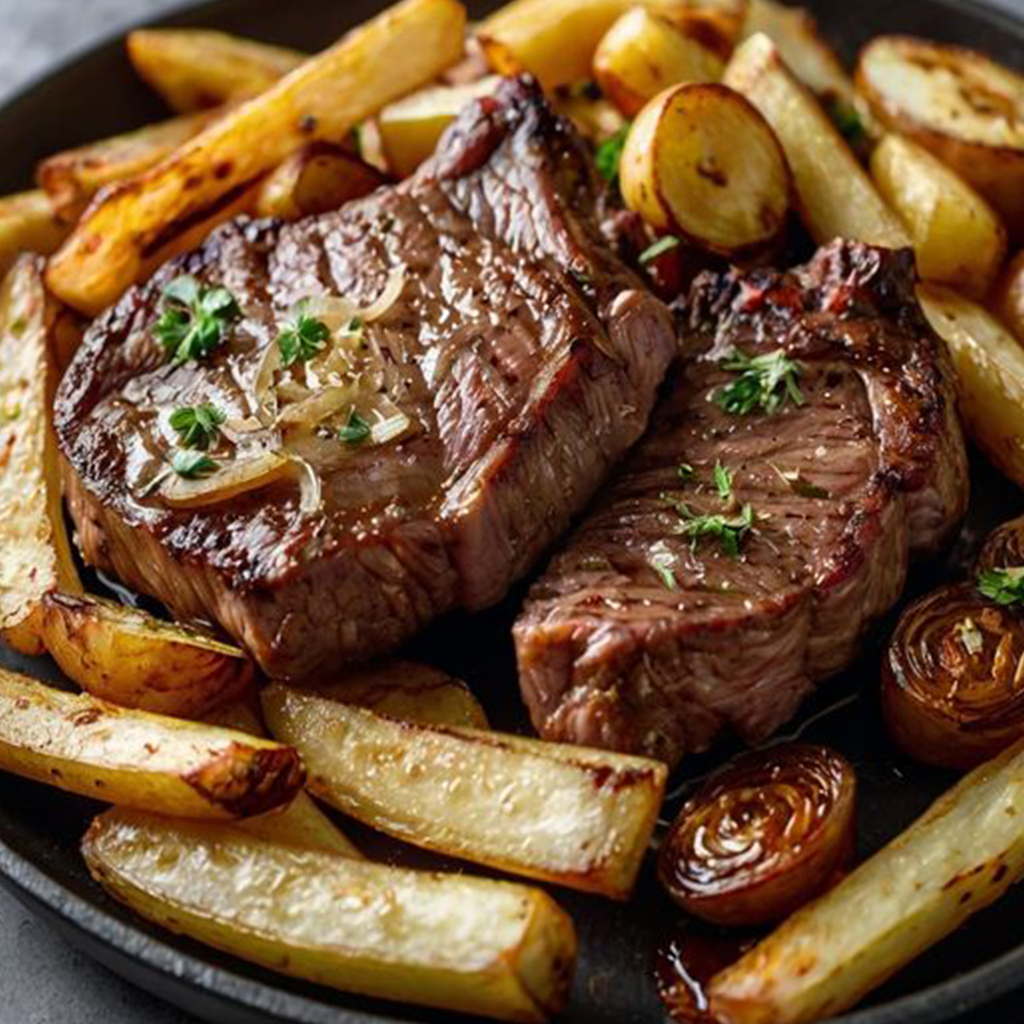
2,0,1024,1021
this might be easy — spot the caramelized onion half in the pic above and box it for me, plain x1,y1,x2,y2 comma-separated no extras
658,744,856,927
159,452,292,509
882,582,1024,770
977,514,1024,573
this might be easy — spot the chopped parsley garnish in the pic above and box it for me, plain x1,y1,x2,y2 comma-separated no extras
169,403,225,450
639,235,681,265
956,617,984,655
675,503,755,559
277,304,331,368
338,410,371,445
678,463,695,483
979,567,1024,607
717,348,805,417
713,461,734,502
649,542,678,591
595,124,630,186
170,449,218,480
155,275,240,366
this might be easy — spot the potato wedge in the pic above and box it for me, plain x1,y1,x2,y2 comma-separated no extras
127,29,304,112
991,250,1024,346
871,134,1006,298
708,734,1024,1024
262,683,666,899
0,257,80,655
593,8,724,118
255,142,386,219
0,666,302,818
37,109,217,222
378,78,501,178
620,82,790,256
85,810,576,1022
918,284,1024,489
477,0,746,90
856,36,1024,239
0,191,68,278
725,34,909,248
311,660,489,729
40,593,254,719
47,0,467,316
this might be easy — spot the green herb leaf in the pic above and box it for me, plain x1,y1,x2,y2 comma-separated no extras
827,99,868,150
713,461,733,502
664,498,755,559
338,410,371,445
169,403,226,450
717,348,805,417
277,305,331,367
649,541,678,590
639,235,681,265
677,463,694,483
595,124,630,186
979,567,1024,607
770,463,830,500
155,275,240,365
170,449,218,480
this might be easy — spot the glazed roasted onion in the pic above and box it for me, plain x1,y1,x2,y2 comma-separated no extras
882,582,1024,770
658,744,856,928
977,514,1024,574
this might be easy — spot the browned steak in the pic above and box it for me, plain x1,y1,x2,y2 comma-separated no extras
55,78,676,679
514,242,969,767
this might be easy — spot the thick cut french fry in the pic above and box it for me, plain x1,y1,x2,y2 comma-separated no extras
0,257,81,655
127,29,304,112
378,78,500,178
724,34,909,248
47,0,467,316
918,284,1024,489
255,142,387,219
593,8,724,117
85,810,577,1023
41,593,254,719
262,684,666,899
477,0,746,90
708,734,1024,1024
871,134,1006,299
38,110,217,222
0,666,302,818
0,191,68,279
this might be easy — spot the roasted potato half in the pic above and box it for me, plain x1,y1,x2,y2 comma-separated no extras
0,667,302,818
725,34,909,248
0,191,68,278
991,250,1024,346
918,284,1024,489
255,143,387,219
478,0,746,90
620,82,790,256
41,593,254,719
85,810,577,1023
871,133,1007,298
708,734,1024,1024
856,36,1024,239
127,28,304,112
0,257,80,655
593,8,724,118
37,110,216,222
263,683,666,899
47,0,467,315
378,78,501,178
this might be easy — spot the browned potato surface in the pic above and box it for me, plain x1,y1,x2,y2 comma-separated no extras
991,250,1024,345
0,191,68,278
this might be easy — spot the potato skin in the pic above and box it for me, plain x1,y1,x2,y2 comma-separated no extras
991,250,1024,346
42,592,254,719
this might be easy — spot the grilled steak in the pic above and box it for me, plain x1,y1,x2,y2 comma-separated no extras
55,77,676,679
514,242,969,767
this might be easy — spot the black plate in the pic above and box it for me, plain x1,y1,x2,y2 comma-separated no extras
2,1,1024,1022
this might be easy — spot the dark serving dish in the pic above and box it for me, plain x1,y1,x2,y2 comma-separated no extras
1,0,1023,1021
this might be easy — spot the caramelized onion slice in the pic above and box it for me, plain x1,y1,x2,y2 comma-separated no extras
977,514,1024,574
883,582,1024,770
658,744,856,928
160,452,291,509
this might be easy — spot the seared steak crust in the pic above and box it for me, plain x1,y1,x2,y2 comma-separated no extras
514,241,969,766
56,78,676,679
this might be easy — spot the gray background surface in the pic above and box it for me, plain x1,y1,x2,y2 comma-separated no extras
0,0,1022,1022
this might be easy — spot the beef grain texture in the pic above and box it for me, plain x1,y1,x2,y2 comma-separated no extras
515,242,970,767
55,78,677,680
